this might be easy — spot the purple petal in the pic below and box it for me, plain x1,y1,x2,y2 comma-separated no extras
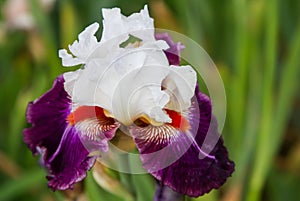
131,86,234,197
24,75,70,159
155,32,185,66
46,126,96,190
23,75,118,190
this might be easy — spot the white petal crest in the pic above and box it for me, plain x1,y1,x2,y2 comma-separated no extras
101,5,154,43
61,6,197,126
59,22,100,67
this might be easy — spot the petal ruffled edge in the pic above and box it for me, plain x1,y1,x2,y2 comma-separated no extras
23,75,110,190
131,86,234,197
58,23,100,67
23,75,70,158
46,126,96,190
101,5,155,43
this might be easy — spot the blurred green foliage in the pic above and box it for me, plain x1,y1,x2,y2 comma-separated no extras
0,0,300,201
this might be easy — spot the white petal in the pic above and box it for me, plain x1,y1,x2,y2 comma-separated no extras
63,70,81,98
62,6,197,127
59,49,83,66
111,65,172,125
142,39,169,50
163,65,197,111
101,5,154,43
67,40,172,125
59,22,100,67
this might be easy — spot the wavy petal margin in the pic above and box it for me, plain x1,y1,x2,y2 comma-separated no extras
131,86,234,197
23,76,118,190
24,76,70,159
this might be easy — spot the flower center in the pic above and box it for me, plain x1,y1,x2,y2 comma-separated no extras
137,109,190,132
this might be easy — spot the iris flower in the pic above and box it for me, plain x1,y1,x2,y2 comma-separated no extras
24,5,234,198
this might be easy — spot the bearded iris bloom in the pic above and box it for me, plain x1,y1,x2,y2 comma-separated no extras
24,5,234,198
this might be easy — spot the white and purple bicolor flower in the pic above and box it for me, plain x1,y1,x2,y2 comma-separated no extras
23,6,234,198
